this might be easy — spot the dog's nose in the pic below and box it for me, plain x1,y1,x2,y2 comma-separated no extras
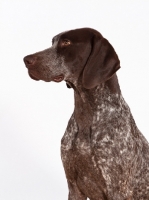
23,55,37,68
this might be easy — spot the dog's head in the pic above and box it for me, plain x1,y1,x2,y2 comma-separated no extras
24,28,120,89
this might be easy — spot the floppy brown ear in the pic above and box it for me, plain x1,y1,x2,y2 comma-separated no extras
82,36,120,89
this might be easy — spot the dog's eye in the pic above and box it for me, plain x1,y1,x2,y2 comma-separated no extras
62,39,71,46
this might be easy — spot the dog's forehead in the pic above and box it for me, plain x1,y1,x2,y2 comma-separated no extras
52,28,102,43
52,31,67,43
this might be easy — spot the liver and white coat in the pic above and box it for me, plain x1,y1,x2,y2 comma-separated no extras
24,28,149,200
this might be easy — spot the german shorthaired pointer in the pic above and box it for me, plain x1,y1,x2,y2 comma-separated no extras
24,28,149,200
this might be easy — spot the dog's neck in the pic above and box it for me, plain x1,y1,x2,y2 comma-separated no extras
72,74,121,131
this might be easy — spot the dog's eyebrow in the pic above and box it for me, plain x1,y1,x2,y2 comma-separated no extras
52,36,58,45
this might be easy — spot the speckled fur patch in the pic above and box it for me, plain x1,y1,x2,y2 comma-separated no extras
24,28,149,200
61,85,149,200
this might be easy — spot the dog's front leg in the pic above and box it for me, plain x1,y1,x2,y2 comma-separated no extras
68,181,87,200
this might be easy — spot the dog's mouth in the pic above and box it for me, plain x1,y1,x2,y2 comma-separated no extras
28,71,40,81
28,70,64,83
52,75,64,82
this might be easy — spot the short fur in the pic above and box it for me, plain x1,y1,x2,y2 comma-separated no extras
24,28,149,200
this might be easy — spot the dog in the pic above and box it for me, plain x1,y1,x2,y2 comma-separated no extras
24,28,149,200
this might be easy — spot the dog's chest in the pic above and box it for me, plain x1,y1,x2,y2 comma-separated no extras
60,102,117,192
61,122,107,198
61,114,96,176
61,95,121,174
61,94,139,198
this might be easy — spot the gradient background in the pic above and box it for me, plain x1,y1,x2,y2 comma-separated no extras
1,1,149,199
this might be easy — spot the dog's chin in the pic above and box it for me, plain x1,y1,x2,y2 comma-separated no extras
52,75,64,83
28,72,40,81
29,74,40,81
28,72,64,83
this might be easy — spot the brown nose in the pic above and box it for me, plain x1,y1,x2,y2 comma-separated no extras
23,55,37,68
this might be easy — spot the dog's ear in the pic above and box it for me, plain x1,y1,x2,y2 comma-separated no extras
82,36,120,89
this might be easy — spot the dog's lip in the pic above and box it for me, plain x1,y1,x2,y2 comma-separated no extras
52,75,64,82
28,71,40,81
